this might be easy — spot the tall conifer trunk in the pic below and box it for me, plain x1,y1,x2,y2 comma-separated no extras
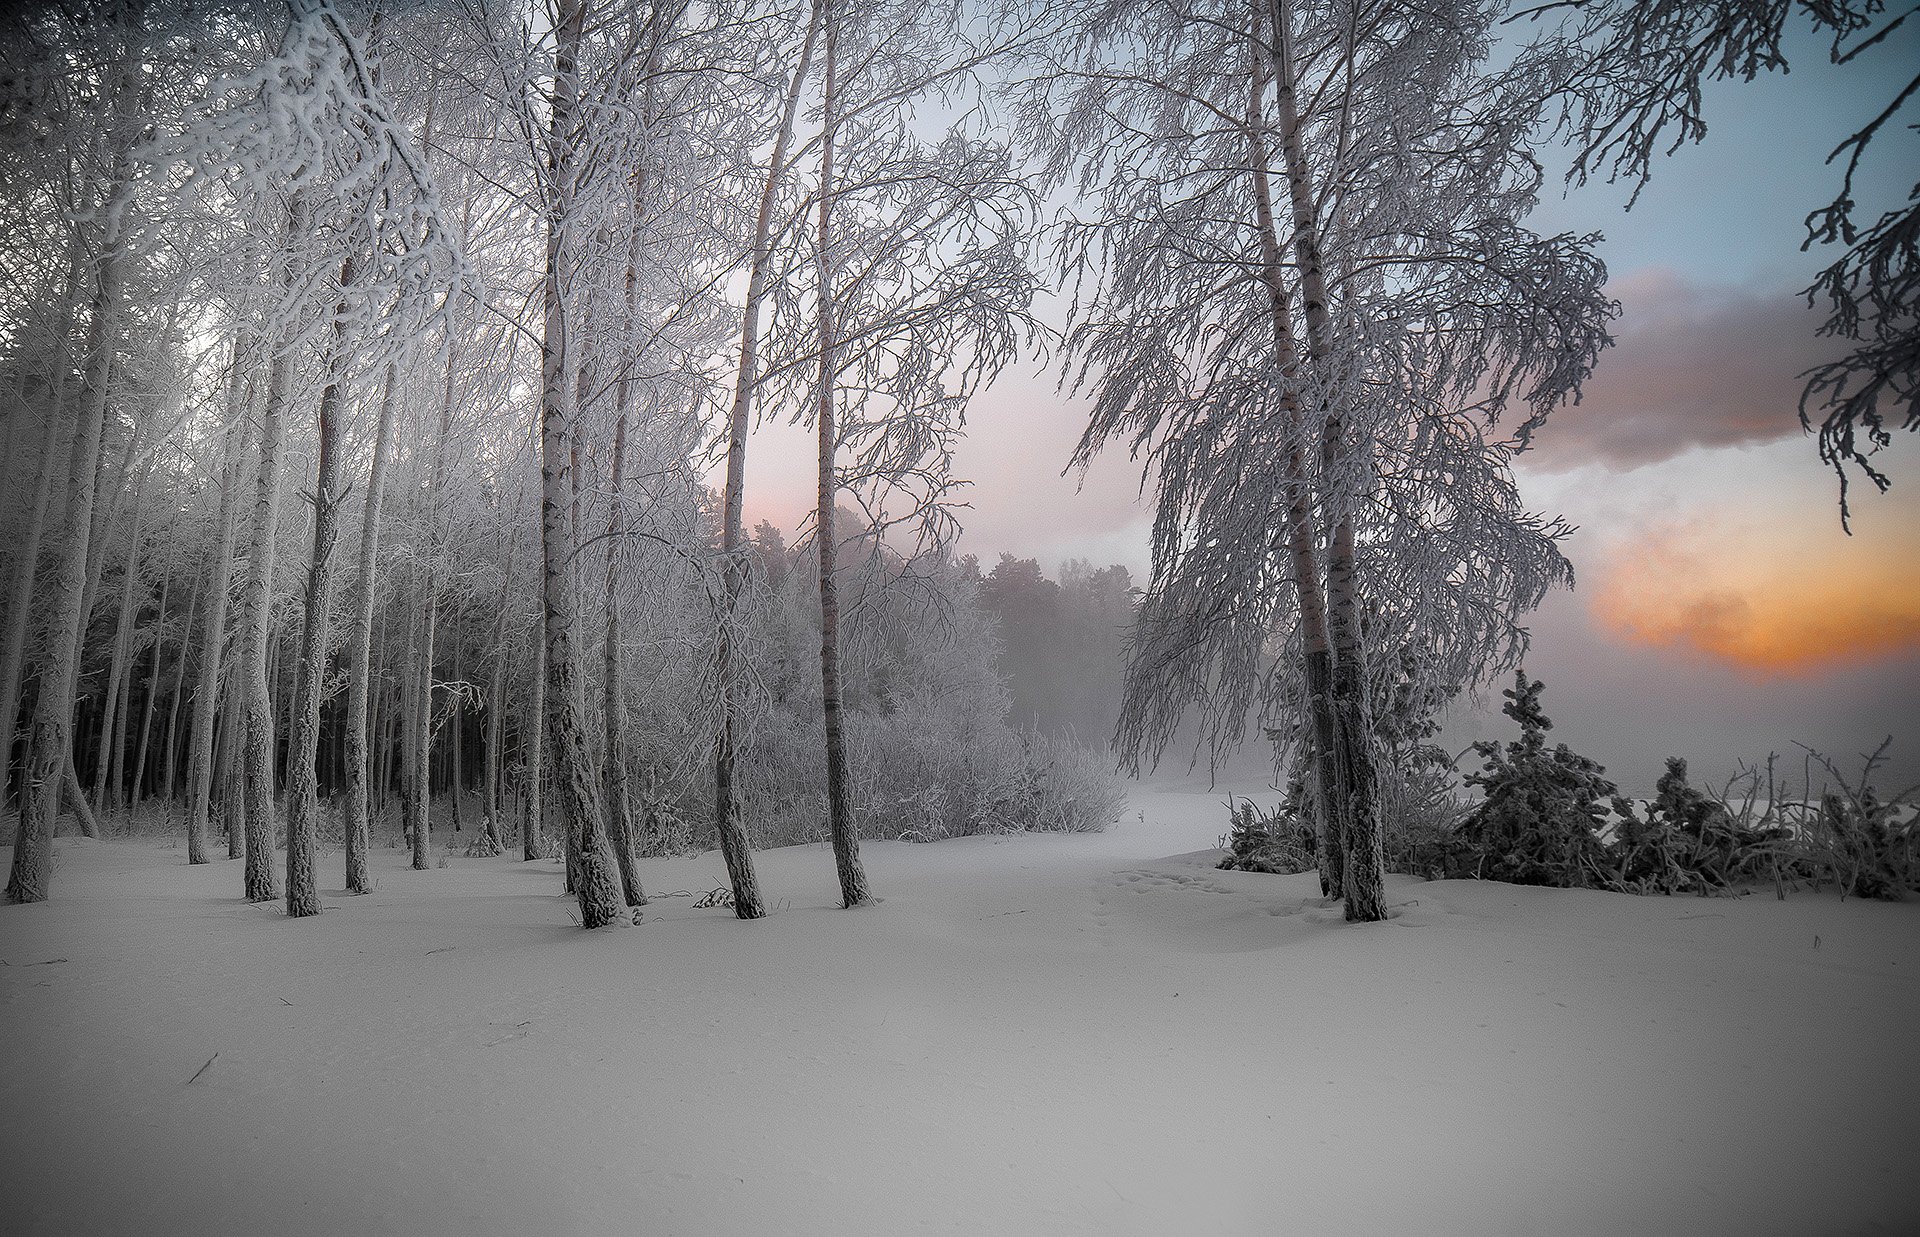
0,377,73,810
128,568,171,807
237,195,315,903
157,571,198,809
5,5,141,899
93,469,148,816
218,675,244,859
409,587,437,871
186,382,249,865
482,529,515,851
285,246,361,918
343,363,397,894
523,628,545,861
0,230,86,811
603,412,645,906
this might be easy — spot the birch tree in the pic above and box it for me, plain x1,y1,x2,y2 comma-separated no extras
1021,0,1610,919
791,0,1039,906
537,0,627,929
710,0,824,920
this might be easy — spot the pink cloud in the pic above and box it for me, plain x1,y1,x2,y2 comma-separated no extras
1524,267,1845,472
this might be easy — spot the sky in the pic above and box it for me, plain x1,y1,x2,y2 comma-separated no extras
738,20,1920,795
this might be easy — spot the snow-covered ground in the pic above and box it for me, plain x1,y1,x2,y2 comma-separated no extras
2,784,1915,1236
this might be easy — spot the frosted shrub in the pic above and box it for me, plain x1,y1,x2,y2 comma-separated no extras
1805,790,1917,900
1778,745,1919,901
1009,728,1126,835
636,787,699,858
1217,791,1315,875
1376,751,1474,880
731,550,1123,848
1606,758,1789,895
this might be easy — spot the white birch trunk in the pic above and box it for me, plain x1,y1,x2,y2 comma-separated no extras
712,1,823,920
812,0,872,908
542,0,628,929
1267,0,1384,920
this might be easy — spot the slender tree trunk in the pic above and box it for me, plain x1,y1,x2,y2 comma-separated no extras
0,410,66,809
128,567,170,807
450,643,465,835
1245,6,1346,900
372,602,392,817
237,197,313,903
285,248,359,918
276,624,296,793
218,674,243,859
522,622,544,861
398,589,424,860
93,469,148,816
482,534,515,847
1324,528,1382,913
343,363,397,893
812,2,872,908
106,620,138,812
76,431,139,714
1267,0,1384,921
542,0,627,929
712,3,821,920
602,413,644,906
186,389,248,864
5,50,138,898
409,584,437,870
63,755,99,839
158,571,198,809
403,301,459,871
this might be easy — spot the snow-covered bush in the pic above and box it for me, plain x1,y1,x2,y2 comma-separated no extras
1801,788,1917,901
1768,745,1919,901
1375,746,1474,880
1605,758,1791,895
464,824,505,858
635,784,699,858
1216,791,1316,875
1228,668,1916,901
1011,728,1126,836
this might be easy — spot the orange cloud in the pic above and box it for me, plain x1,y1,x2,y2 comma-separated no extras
1591,518,1920,674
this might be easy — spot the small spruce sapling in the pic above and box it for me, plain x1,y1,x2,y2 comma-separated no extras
1459,671,1616,887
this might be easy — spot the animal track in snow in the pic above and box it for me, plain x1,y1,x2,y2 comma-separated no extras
1110,868,1235,896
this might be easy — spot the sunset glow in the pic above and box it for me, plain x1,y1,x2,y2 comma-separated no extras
1590,515,1920,674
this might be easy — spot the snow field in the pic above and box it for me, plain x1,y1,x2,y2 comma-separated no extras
1,785,1916,1235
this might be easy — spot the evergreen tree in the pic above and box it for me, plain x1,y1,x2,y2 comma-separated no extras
1459,670,1615,887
